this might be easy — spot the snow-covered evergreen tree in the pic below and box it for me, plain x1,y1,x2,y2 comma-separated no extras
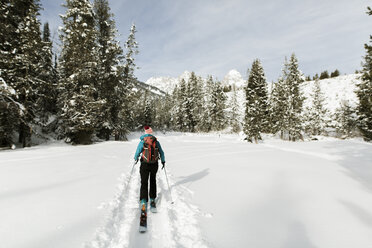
304,80,329,136
334,100,358,137
154,93,172,131
38,22,58,122
210,78,227,131
229,85,241,133
94,0,124,140
0,0,18,88
188,72,203,131
269,77,289,138
58,0,104,144
199,76,214,132
184,79,195,132
357,7,372,141
243,59,269,142
114,23,139,140
0,0,19,146
0,77,23,147
135,90,153,127
177,78,188,131
170,85,183,131
283,54,305,141
1,0,46,147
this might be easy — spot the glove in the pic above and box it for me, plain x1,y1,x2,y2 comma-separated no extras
135,159,139,165
161,162,165,169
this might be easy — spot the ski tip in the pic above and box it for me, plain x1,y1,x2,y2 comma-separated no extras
150,208,158,213
139,226,147,233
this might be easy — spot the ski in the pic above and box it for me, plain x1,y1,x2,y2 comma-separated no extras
150,201,157,213
139,203,147,233
150,193,161,213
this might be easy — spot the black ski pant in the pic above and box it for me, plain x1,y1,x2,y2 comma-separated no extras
140,161,159,202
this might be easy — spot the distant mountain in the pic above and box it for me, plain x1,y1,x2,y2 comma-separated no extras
145,70,246,94
222,69,246,89
132,79,166,96
145,71,192,94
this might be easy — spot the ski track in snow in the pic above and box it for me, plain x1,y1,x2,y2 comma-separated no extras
86,159,208,248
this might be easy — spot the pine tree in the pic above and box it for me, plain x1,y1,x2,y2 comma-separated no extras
170,85,182,130
0,77,23,147
330,69,340,78
269,77,289,138
199,76,214,132
6,0,46,147
114,23,139,140
58,0,104,144
304,80,329,136
334,100,358,137
284,54,304,141
154,93,172,131
177,78,188,131
312,74,319,81
229,85,241,133
243,59,269,142
210,78,227,131
137,90,153,127
0,0,17,88
38,22,58,121
319,70,329,80
357,7,372,141
270,55,304,141
188,72,204,131
184,79,195,132
0,0,19,146
94,0,124,140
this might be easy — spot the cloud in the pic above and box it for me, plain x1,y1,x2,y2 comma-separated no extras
39,0,372,81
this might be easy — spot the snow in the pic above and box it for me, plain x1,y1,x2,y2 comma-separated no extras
145,72,361,124
1,133,372,248
0,77,16,95
144,71,192,94
302,74,361,114
145,70,247,94
222,69,245,89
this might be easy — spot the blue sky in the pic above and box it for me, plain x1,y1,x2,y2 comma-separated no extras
40,0,372,82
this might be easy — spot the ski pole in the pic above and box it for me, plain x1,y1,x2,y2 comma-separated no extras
163,167,174,204
127,161,136,183
124,161,136,192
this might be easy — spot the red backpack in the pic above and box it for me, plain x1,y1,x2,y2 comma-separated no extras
142,136,159,163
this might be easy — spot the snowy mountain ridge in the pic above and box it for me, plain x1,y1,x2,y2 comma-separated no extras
145,71,192,94
145,70,246,94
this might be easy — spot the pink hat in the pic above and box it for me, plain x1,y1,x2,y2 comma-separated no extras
144,126,153,134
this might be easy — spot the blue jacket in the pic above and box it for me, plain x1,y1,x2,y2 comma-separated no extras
134,134,165,163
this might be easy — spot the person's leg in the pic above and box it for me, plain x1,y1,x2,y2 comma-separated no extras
149,163,159,200
140,163,150,202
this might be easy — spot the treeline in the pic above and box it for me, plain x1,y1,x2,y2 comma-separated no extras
151,73,232,133
0,0,148,147
305,69,340,81
147,52,370,142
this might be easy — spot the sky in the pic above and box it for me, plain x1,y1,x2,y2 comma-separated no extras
40,0,372,82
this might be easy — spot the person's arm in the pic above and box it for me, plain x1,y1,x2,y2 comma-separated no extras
156,141,165,163
134,140,144,161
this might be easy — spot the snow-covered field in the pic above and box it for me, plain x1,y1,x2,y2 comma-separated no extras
1,133,372,248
